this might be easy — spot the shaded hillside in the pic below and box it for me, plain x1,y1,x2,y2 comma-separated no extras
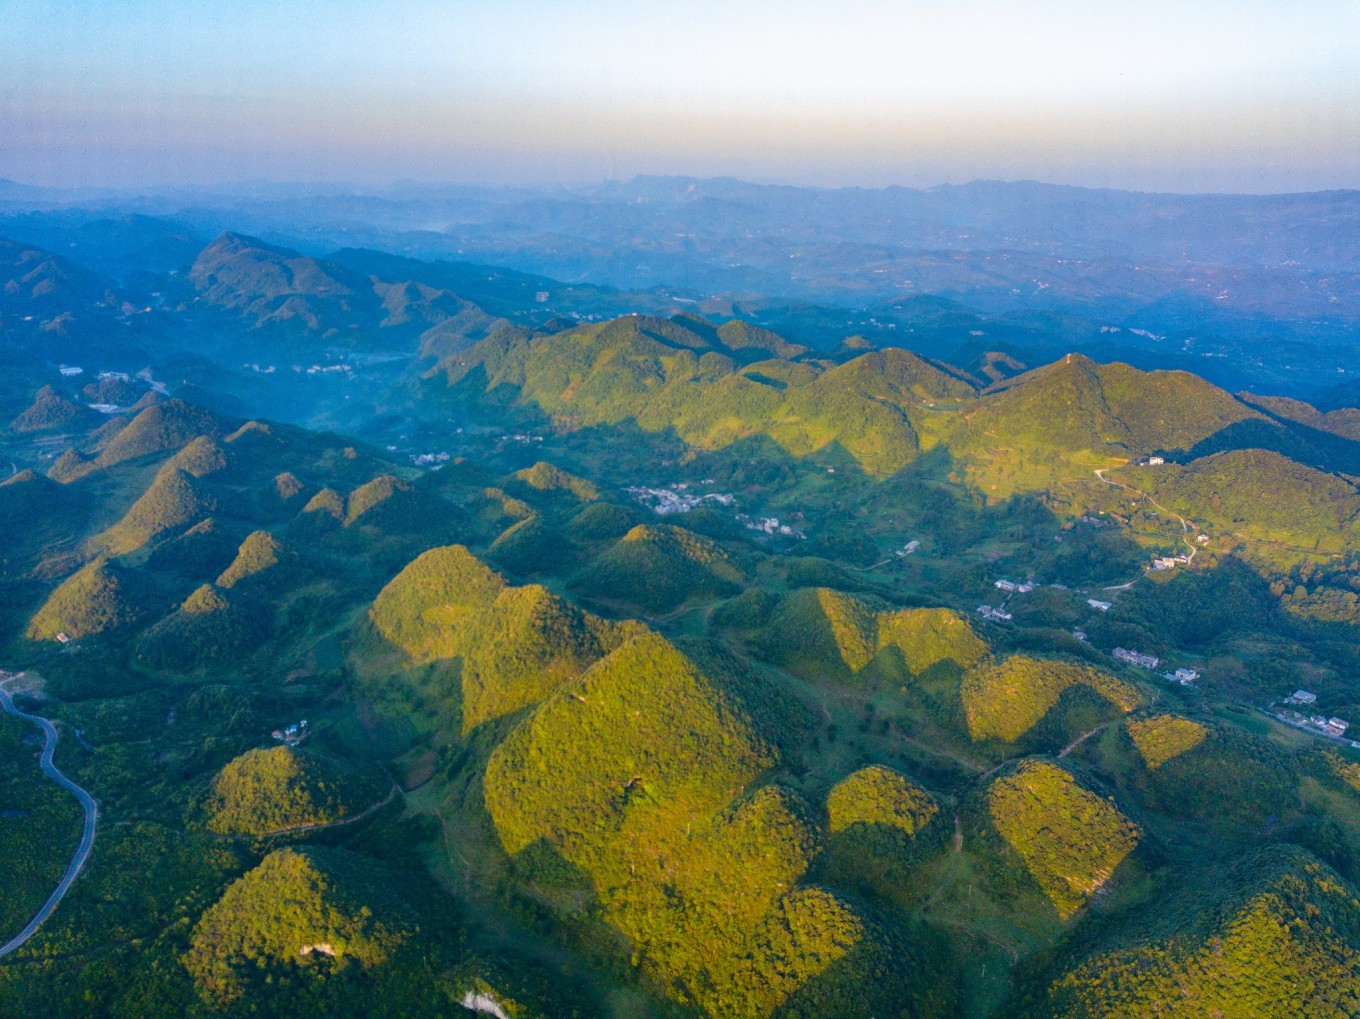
1119,449,1360,556
135,583,268,670
8,385,97,433
204,746,385,837
1033,847,1360,1018
752,587,986,684
573,523,744,612
190,232,385,336
961,657,1139,743
965,354,1263,458
182,847,420,1007
820,766,945,902
27,557,155,640
435,314,970,475
984,760,1141,921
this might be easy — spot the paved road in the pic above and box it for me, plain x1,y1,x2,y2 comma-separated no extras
0,679,98,960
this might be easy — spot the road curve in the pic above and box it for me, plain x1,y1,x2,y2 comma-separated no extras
0,679,98,960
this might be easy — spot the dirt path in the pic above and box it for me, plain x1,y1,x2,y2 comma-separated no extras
1093,467,1199,559
0,674,98,960
253,782,400,838
1057,721,1114,758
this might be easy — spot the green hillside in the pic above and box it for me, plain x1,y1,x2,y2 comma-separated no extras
509,460,600,502
985,760,1141,920
135,583,268,670
1119,448,1360,556
161,434,228,478
968,355,1262,457
370,543,635,729
85,399,224,474
369,544,506,661
8,385,96,433
27,557,153,640
204,745,385,837
755,587,987,683
182,846,416,1006
437,314,973,474
821,766,944,901
458,583,635,731
189,232,384,337
1121,725,1297,833
100,467,217,554
574,523,744,612
482,632,926,1015
1125,714,1207,770
484,631,774,867
215,529,287,588
1035,847,1360,1018
486,514,571,575
962,657,1139,743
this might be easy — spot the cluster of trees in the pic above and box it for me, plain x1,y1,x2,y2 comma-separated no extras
1125,715,1207,770
0,713,83,941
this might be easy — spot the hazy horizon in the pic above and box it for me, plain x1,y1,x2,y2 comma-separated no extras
5,1,1359,195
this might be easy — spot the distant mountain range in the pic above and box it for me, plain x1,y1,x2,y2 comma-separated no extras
3,176,1359,400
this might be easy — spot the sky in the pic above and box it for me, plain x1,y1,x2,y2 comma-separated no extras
3,0,1359,193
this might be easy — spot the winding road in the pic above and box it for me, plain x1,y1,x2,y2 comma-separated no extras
0,676,98,960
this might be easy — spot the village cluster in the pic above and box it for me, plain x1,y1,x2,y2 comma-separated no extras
626,482,733,515
1275,690,1356,745
1109,647,1200,685
975,577,1036,622
625,483,805,539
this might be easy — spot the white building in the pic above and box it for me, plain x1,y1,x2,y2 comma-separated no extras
1113,647,1160,670
1087,599,1112,612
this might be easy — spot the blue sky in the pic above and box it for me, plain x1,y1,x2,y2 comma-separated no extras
3,0,1358,192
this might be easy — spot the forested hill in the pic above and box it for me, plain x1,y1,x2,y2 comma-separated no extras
430,313,1360,496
